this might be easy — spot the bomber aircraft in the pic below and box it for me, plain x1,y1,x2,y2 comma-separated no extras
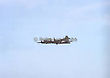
34,36,77,45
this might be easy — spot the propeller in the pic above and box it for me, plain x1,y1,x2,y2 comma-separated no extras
34,37,38,42
40,37,44,41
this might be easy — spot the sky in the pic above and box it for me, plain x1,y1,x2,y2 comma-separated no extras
0,0,110,78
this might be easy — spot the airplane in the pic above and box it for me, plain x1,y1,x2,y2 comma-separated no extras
34,36,77,45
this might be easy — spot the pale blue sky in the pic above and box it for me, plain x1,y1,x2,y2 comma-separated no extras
0,0,109,78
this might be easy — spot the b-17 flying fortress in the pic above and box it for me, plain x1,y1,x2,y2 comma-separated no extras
34,36,77,45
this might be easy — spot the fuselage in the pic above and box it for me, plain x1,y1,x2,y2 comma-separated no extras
35,36,77,44
37,37,71,44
